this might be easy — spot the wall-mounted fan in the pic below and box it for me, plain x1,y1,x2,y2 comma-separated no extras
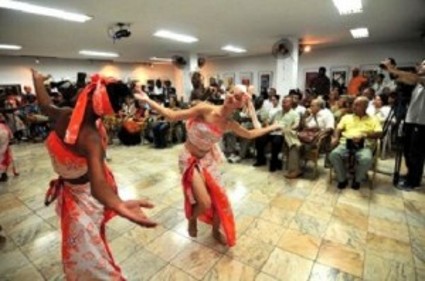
271,39,293,59
172,55,187,69
198,57,206,68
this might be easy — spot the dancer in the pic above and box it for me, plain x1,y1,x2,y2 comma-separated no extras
0,114,18,181
134,85,280,246
32,70,156,280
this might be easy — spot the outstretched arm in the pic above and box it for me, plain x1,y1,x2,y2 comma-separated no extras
81,128,157,228
134,92,209,122
381,60,420,85
227,120,280,139
32,69,69,121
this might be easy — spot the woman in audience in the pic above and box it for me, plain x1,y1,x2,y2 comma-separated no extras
32,70,156,280
328,87,340,112
367,94,391,124
333,95,351,122
134,85,279,246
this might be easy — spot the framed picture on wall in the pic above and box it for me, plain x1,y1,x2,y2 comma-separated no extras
330,66,349,88
360,64,379,81
258,71,273,96
304,69,319,89
222,72,235,89
239,72,253,87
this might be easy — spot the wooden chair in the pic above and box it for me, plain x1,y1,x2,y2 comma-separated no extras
302,131,332,178
328,140,380,188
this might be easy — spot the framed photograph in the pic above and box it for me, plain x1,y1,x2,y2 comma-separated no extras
330,66,349,87
222,72,235,89
360,64,379,80
239,72,253,87
258,71,273,96
304,70,319,89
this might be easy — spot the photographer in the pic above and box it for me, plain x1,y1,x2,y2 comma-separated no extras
329,96,382,190
381,58,425,190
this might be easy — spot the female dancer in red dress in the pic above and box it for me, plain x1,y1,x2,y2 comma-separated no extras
32,70,156,280
135,85,279,246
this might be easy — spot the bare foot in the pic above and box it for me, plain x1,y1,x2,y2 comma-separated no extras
212,229,227,245
188,219,197,237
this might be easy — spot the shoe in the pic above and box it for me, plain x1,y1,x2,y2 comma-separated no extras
0,173,8,182
276,160,283,170
337,180,348,189
351,181,361,190
284,170,302,179
269,165,277,172
253,161,266,167
395,180,419,191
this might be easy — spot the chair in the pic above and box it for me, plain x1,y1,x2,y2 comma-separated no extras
302,131,332,178
328,140,380,188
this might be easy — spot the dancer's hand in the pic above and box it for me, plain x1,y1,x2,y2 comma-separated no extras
134,92,150,103
116,199,157,228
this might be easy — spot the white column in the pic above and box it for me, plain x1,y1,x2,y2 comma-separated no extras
176,53,198,102
275,37,299,98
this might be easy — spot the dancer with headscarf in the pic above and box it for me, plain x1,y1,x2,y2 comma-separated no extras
135,85,280,246
32,70,156,280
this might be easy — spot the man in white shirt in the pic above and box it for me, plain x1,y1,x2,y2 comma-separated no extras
382,58,425,189
261,88,277,112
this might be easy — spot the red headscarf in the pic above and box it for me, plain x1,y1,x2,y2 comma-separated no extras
64,74,115,144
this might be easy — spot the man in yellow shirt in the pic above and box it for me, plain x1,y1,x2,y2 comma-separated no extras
329,97,382,189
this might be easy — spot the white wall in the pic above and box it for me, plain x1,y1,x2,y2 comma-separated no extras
297,40,425,89
0,56,177,94
202,40,424,94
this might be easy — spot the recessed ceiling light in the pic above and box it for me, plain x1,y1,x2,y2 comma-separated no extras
332,0,363,15
350,27,369,39
0,44,22,50
304,46,312,53
153,30,198,43
150,57,172,62
79,50,119,58
221,45,247,53
0,1,92,22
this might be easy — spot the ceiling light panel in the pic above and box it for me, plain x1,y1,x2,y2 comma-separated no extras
350,27,369,38
79,50,119,57
0,44,22,50
333,0,363,15
0,1,92,22
153,30,198,43
221,45,247,53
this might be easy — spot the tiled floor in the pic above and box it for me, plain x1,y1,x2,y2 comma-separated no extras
1,142,425,281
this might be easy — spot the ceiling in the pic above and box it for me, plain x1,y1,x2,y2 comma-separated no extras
0,0,424,63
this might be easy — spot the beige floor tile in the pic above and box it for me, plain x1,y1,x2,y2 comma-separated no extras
368,216,410,243
150,264,197,281
255,272,278,281
234,214,256,236
227,235,274,270
364,251,415,281
110,235,142,263
369,203,407,224
366,233,413,264
317,240,364,277
325,220,367,251
333,203,368,231
124,224,168,246
171,242,222,279
203,255,258,281
289,213,329,238
0,249,31,276
153,206,186,229
259,206,296,226
409,225,425,270
8,214,55,247
269,195,303,212
245,218,286,246
121,249,167,281
308,263,362,281
370,193,405,211
1,263,45,280
297,200,334,222
262,248,313,281
145,230,192,262
234,199,267,217
277,229,321,260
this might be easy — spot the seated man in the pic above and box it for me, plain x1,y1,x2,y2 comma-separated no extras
329,96,382,189
286,98,335,178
